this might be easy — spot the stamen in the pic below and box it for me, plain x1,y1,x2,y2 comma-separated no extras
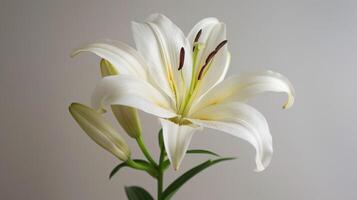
192,29,202,51
178,47,185,70
197,40,228,80
198,51,216,80
194,29,202,42
197,63,207,80
205,50,217,64
215,40,228,51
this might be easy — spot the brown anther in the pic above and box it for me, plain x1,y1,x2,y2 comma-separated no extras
194,29,202,43
198,50,216,80
197,40,227,80
178,47,185,70
197,63,207,80
202,40,227,64
205,50,217,64
215,40,228,52
192,29,202,52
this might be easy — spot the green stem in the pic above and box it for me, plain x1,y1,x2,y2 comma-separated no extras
157,140,166,200
136,136,158,167
157,128,167,199
157,168,163,199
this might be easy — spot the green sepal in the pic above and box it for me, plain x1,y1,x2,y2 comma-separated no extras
125,186,154,200
161,157,236,200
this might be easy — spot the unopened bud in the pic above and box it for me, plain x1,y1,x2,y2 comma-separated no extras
100,59,142,138
69,103,130,161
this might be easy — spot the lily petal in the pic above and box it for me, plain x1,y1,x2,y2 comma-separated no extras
189,102,272,171
160,119,202,170
132,14,193,103
190,70,295,114
92,75,176,118
71,40,148,80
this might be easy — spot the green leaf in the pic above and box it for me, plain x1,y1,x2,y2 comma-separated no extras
186,149,220,157
125,186,154,200
161,157,235,200
109,159,150,179
160,149,220,171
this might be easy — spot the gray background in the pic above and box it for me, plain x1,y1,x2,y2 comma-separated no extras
1,0,356,199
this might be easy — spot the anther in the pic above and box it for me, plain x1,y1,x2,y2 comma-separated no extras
194,29,202,43
215,40,228,51
178,47,185,70
197,40,228,80
197,63,207,80
205,50,217,64
193,29,202,51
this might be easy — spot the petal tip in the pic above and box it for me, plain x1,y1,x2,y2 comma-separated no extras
70,49,80,58
146,13,168,22
254,161,268,172
254,167,265,172
173,165,180,171
282,95,295,109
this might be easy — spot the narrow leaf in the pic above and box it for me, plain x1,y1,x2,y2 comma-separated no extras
125,186,154,200
161,157,235,200
186,149,220,157
110,159,150,179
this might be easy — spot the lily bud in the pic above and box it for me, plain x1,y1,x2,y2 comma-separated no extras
69,103,130,161
100,59,142,138
100,59,119,76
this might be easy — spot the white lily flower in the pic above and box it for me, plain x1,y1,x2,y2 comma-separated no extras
71,14,295,171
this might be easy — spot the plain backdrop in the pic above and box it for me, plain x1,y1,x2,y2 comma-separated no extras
1,0,356,199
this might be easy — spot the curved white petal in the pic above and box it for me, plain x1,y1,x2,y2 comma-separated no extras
71,40,148,80
92,75,176,118
189,102,272,171
132,14,193,103
160,119,202,170
190,70,295,114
